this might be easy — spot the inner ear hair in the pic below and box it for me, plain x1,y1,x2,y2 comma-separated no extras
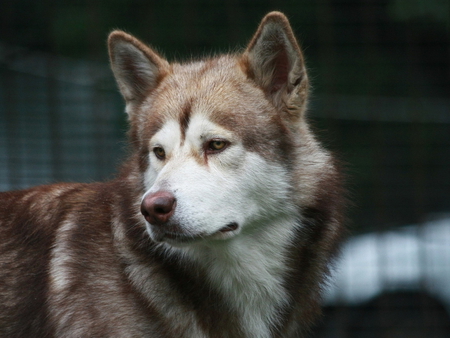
242,12,308,111
108,31,169,103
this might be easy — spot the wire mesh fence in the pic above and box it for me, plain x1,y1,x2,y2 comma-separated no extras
0,44,125,190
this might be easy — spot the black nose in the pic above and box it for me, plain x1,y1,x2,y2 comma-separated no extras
140,191,176,225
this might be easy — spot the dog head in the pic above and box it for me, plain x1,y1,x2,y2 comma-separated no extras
108,12,311,246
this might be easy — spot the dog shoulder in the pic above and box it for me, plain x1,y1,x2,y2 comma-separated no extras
0,183,120,336
1,183,107,229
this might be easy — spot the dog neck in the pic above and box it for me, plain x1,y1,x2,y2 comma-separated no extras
114,183,299,336
177,216,297,337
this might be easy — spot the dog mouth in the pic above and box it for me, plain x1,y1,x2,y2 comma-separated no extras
155,222,239,244
219,222,239,233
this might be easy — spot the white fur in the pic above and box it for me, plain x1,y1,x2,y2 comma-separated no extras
48,217,85,334
49,218,77,293
143,114,297,239
142,114,300,336
186,216,297,338
143,119,181,191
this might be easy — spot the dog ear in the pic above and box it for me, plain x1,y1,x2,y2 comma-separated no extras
242,12,309,116
108,31,169,103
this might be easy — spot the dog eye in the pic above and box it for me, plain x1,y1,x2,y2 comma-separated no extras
207,140,228,153
153,147,166,160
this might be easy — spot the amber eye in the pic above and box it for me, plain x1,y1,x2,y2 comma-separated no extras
207,140,228,153
153,147,166,160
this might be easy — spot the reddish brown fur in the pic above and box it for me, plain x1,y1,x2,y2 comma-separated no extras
0,12,345,338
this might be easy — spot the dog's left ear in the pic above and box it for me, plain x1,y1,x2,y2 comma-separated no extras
108,31,170,104
242,12,309,117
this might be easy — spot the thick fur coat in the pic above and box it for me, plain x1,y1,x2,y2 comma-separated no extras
0,12,345,337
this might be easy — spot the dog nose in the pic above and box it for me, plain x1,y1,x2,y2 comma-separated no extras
141,191,176,225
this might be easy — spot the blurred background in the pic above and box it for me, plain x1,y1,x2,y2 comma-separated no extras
1,0,449,336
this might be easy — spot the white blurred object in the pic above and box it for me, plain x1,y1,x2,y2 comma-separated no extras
325,216,450,309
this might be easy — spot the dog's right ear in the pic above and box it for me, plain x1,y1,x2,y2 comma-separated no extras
108,31,169,103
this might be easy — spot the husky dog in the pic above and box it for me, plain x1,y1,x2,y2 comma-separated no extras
0,12,345,338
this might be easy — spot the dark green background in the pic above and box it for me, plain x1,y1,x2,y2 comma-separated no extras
1,1,450,336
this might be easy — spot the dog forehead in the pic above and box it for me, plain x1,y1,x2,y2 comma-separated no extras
185,113,235,139
151,57,261,116
140,56,290,160
152,115,232,142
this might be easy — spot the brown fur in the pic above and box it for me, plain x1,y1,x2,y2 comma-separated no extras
0,12,345,337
